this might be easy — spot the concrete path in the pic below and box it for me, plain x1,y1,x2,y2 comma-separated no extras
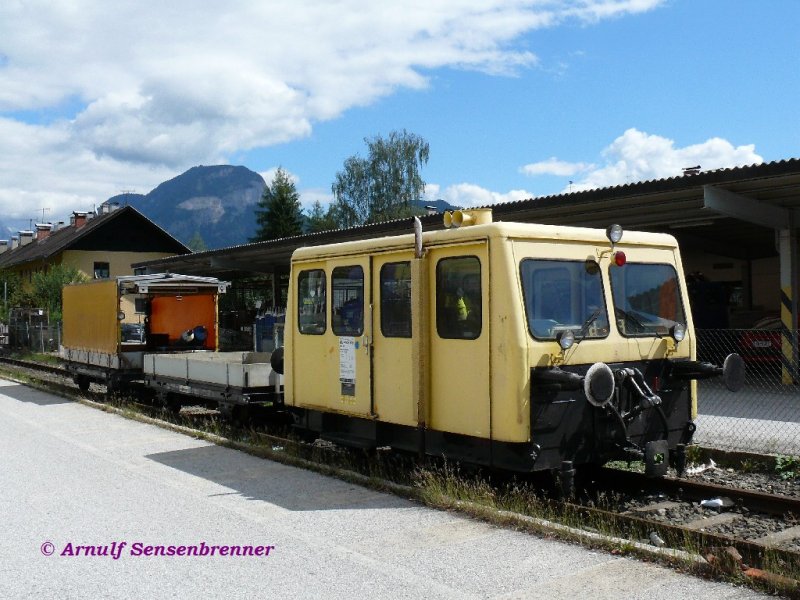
0,379,767,599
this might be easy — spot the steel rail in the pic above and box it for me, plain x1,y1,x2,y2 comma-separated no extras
599,467,800,517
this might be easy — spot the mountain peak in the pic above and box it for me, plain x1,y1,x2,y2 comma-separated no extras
112,165,266,249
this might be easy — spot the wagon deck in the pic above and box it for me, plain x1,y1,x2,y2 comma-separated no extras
143,351,282,410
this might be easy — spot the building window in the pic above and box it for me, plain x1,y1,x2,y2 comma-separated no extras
94,261,110,279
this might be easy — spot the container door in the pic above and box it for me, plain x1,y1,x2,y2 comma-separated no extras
428,244,491,438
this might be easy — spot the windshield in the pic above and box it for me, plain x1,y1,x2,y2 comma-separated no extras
609,263,686,337
520,259,609,340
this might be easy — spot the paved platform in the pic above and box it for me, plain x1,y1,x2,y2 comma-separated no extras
0,379,768,599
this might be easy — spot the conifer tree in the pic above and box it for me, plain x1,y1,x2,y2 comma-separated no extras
187,231,208,252
305,200,338,233
251,168,304,241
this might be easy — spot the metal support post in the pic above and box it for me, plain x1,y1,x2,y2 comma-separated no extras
778,228,799,384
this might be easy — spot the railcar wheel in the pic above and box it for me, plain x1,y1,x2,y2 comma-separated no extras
559,461,576,500
106,376,119,395
76,375,90,392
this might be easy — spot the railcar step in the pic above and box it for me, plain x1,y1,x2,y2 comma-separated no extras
320,432,377,450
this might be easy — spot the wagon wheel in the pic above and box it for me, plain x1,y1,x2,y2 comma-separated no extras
76,375,91,392
156,391,181,415
219,403,250,425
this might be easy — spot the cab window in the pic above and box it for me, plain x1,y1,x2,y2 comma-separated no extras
609,263,685,337
332,266,364,336
297,269,326,334
520,259,609,340
380,262,411,338
436,256,481,339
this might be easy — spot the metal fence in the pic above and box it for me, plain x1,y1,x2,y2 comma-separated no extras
6,320,62,353
695,328,800,456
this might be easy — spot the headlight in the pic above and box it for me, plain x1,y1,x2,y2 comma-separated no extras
556,330,575,350
670,324,686,343
606,224,623,244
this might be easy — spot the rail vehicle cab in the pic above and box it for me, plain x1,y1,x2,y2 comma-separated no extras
277,210,742,477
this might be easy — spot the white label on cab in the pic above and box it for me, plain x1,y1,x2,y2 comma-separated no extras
339,337,356,396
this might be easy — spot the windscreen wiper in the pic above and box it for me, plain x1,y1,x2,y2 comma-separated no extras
575,307,603,344
615,308,661,337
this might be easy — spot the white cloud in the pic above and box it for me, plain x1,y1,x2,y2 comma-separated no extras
520,157,593,177
299,189,334,213
0,116,174,220
0,1,665,219
426,182,533,207
446,128,763,210
521,128,763,193
568,129,762,192
258,168,299,187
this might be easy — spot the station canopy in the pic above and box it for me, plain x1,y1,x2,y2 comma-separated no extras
133,159,800,278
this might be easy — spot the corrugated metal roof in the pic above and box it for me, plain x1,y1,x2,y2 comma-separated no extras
134,158,800,276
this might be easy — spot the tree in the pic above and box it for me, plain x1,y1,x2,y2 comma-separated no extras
251,168,304,242
331,129,429,228
187,231,208,252
305,200,339,233
5,265,87,322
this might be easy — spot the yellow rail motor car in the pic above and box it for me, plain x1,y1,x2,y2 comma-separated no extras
272,209,742,479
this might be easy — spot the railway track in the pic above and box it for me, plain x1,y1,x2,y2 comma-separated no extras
0,355,69,376
587,467,800,580
2,355,799,589
601,466,800,518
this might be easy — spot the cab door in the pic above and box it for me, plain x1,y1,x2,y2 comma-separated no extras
328,257,373,417
292,257,372,417
371,252,415,426
427,243,491,438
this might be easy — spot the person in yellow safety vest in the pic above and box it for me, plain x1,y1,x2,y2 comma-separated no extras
456,287,469,321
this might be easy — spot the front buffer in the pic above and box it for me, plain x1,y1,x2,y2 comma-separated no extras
530,354,744,478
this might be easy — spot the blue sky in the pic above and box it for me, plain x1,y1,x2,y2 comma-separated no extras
0,0,797,227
